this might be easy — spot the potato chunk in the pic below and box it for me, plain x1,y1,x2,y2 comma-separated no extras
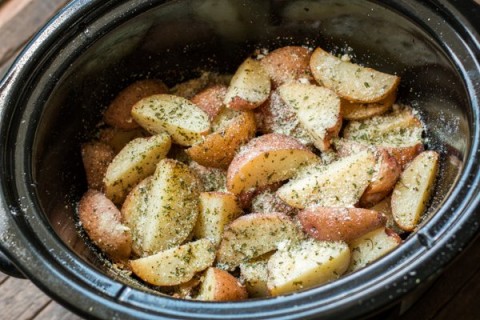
341,89,396,120
138,159,202,254
348,228,401,272
267,239,350,296
81,142,115,191
217,213,302,270
278,83,342,151
226,133,319,194
130,239,215,286
78,190,132,262
103,133,171,204
193,192,243,245
131,94,211,146
310,47,400,103
277,150,375,208
224,58,271,111
240,256,271,298
191,84,227,120
391,151,439,231
197,267,248,301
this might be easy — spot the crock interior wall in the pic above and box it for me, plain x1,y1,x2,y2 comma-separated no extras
32,0,469,285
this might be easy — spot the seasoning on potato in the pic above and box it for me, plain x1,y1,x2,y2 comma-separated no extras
77,45,440,301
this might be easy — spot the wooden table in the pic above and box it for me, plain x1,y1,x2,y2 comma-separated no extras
0,1,479,319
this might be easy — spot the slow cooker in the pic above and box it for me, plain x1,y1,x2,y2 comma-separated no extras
0,0,479,319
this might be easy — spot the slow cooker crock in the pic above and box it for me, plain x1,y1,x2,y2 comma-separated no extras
0,0,479,319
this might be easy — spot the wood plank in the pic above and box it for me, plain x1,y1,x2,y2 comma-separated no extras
401,235,480,319
34,301,84,320
0,277,51,319
0,273,8,284
435,268,480,319
0,0,70,66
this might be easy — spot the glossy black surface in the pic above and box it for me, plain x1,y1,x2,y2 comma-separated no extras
0,0,479,319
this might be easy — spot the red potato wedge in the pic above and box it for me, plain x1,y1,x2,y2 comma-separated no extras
278,83,342,151
226,133,319,194
78,190,132,262
191,85,227,120
277,150,376,209
236,182,283,210
310,47,400,103
104,79,168,130
341,88,397,120
197,267,248,301
170,72,232,99
391,151,439,231
298,207,387,243
216,212,303,270
81,142,115,191
139,159,202,254
121,177,151,257
369,196,404,234
193,192,243,245
186,109,256,169
255,89,313,145
360,150,401,207
98,127,149,154
131,94,211,146
260,46,312,87
103,133,171,204
348,227,402,272
240,256,271,298
251,188,298,217
267,239,350,296
188,161,227,192
224,58,271,111
130,239,215,286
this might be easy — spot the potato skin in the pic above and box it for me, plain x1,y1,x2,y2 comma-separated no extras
81,142,115,191
191,85,227,120
198,267,248,301
78,189,132,261
298,207,387,243
104,79,168,130
260,46,312,87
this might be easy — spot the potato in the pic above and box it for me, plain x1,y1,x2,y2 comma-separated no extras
81,142,115,191
260,46,312,87
360,150,401,207
78,189,132,262
131,94,211,146
277,150,376,208
170,72,231,99
236,182,283,210
255,89,313,146
103,79,168,130
186,109,256,169
278,83,342,151
348,227,401,272
217,212,303,270
188,161,227,192
224,58,271,111
342,106,424,167
310,47,400,103
121,177,151,257
191,84,227,120
193,192,243,245
197,267,248,301
226,133,319,194
103,133,171,204
267,239,350,296
98,127,148,154
240,255,271,298
391,151,439,231
251,188,298,217
139,159,202,254
129,239,215,286
298,207,387,242
369,196,404,234
341,89,396,120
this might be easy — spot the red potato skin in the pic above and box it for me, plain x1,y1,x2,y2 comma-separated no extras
260,46,312,88
209,268,248,301
191,85,227,120
81,142,115,191
237,182,284,210
78,190,132,262
104,79,168,130
228,96,260,111
299,207,387,243
360,150,401,207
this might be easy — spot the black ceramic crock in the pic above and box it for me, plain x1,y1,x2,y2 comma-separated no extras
0,0,479,319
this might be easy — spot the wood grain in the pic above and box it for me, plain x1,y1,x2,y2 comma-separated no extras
0,278,51,319
0,273,8,284
34,301,84,320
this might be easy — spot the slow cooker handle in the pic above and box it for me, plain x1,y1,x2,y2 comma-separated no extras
0,250,25,278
